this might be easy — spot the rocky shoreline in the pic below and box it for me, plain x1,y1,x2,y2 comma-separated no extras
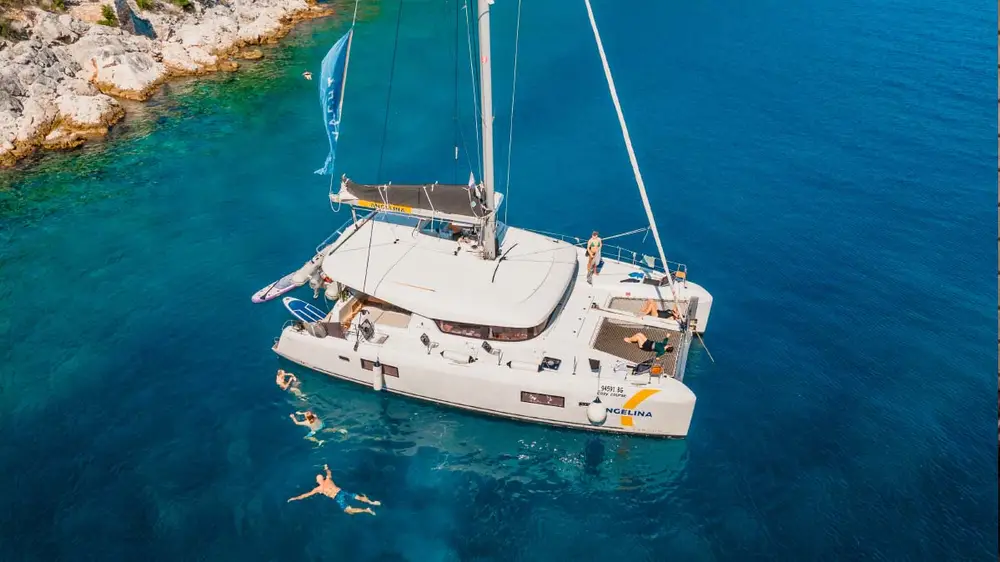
1,0,333,168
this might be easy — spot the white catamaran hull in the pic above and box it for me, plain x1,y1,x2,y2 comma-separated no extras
273,327,696,438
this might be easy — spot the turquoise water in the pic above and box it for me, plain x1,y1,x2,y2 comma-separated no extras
1,0,996,560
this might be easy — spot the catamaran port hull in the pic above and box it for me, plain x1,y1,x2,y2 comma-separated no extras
273,326,696,438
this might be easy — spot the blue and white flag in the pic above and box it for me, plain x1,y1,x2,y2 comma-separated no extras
315,30,353,175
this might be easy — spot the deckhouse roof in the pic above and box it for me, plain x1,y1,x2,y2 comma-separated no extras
322,219,578,328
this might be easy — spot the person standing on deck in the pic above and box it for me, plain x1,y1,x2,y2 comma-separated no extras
586,231,602,284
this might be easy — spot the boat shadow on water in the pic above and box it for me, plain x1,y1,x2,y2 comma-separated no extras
277,359,690,495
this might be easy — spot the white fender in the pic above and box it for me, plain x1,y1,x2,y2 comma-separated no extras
324,281,340,301
587,399,608,425
506,360,538,372
372,361,384,391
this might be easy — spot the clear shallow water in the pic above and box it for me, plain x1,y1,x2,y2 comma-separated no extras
0,0,996,560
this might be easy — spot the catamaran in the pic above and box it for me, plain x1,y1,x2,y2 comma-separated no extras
257,0,714,437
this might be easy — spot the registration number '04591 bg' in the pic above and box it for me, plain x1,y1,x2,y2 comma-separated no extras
598,385,626,398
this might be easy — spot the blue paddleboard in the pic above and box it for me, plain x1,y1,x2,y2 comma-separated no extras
283,297,326,323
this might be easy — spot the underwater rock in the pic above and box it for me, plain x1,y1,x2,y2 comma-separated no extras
235,48,263,60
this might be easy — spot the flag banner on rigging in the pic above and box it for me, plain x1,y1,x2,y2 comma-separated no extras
315,30,353,176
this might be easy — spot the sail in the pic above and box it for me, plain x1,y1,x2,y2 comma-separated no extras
314,30,353,175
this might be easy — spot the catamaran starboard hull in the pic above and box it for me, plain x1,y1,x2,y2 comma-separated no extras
273,326,695,438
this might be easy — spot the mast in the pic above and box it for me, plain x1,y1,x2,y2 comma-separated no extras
476,0,498,259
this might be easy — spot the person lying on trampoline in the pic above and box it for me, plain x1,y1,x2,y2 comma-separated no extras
623,332,674,356
637,299,682,320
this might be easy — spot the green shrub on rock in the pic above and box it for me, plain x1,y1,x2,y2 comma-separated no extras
98,4,118,26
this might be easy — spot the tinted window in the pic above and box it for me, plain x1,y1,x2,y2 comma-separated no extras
520,391,565,408
437,320,488,339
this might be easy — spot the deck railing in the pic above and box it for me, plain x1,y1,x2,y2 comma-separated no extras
520,227,688,282
315,209,376,254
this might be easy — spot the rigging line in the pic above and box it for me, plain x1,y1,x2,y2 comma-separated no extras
696,332,716,363
361,211,377,294
463,0,483,180
328,0,359,211
366,0,403,294
452,0,460,184
583,0,679,310
327,173,340,212
502,0,523,228
350,0,360,27
453,0,475,182
375,0,405,182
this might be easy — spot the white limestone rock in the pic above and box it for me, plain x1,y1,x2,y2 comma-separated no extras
186,45,218,66
15,96,58,140
176,7,239,51
30,10,85,45
2,0,324,166
56,91,121,127
161,42,199,72
56,27,166,95
161,42,221,73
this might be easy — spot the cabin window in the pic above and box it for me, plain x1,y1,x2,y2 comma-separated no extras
489,326,530,341
435,318,549,342
361,359,398,376
520,391,565,408
419,219,473,241
433,263,570,342
436,320,489,339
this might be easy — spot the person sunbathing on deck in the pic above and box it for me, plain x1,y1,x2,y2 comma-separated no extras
276,369,304,398
637,299,682,320
623,332,674,356
287,464,380,516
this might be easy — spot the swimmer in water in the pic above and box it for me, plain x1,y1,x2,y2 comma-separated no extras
302,71,313,80
287,464,380,515
290,410,326,446
276,369,304,398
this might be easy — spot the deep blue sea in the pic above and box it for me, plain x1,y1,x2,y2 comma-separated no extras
0,0,995,560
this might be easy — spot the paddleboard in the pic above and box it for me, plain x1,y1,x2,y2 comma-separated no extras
283,297,326,323
251,272,304,303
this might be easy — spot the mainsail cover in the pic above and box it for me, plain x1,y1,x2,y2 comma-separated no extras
338,178,489,219
315,30,353,175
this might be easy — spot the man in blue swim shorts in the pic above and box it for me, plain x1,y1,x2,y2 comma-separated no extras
289,410,326,445
287,464,380,516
